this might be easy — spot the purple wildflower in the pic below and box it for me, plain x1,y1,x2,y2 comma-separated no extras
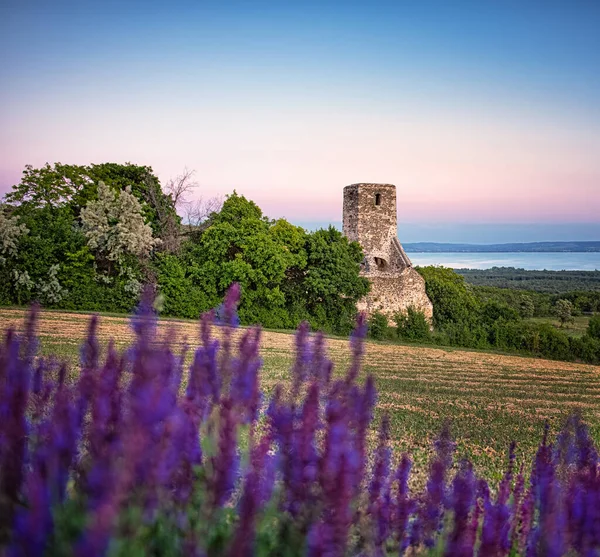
480,442,515,555
291,320,311,398
368,414,391,513
346,312,367,386
9,461,52,557
211,397,239,506
228,433,273,556
394,454,413,555
230,327,262,423
445,461,476,557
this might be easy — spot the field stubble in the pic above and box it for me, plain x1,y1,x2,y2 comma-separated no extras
1,307,599,484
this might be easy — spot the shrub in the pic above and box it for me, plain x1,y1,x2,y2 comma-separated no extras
367,311,389,340
588,314,600,340
395,306,431,341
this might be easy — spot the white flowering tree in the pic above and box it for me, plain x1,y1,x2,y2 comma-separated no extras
80,182,161,268
0,207,29,262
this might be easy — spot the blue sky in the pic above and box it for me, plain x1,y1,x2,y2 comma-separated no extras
1,0,599,242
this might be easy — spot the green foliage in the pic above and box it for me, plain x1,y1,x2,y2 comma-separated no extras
4,162,92,210
416,266,599,364
587,314,600,340
152,253,210,319
185,193,294,328
150,194,366,333
395,307,431,341
300,227,369,335
416,266,478,327
210,190,264,224
367,312,389,340
554,299,575,327
5,162,179,244
519,295,536,318
457,267,600,294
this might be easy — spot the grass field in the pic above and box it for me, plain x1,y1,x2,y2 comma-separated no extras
2,307,600,485
527,315,591,337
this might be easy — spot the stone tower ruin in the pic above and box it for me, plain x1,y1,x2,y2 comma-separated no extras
343,183,433,322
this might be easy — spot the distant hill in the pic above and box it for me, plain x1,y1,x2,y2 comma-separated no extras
403,241,600,253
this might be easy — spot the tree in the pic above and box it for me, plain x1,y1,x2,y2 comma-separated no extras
0,204,88,306
554,299,574,327
181,192,301,327
4,162,181,249
480,300,520,326
417,266,479,327
0,206,29,259
300,226,370,334
520,295,535,318
4,163,92,210
587,314,600,340
80,182,161,268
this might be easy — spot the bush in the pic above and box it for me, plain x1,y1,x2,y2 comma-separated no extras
588,314,600,340
367,311,389,340
152,252,210,319
569,335,600,365
395,307,431,341
417,266,478,327
3,288,600,555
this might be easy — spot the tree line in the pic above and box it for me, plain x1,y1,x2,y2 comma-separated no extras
2,161,599,364
457,267,600,294
0,163,369,335
367,266,600,365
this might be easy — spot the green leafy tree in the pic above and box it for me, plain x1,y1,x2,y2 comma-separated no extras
520,295,536,318
300,227,370,334
4,163,92,210
587,314,600,340
182,192,300,327
0,205,87,306
417,266,479,327
152,253,210,318
480,300,520,326
554,299,574,327
5,162,180,248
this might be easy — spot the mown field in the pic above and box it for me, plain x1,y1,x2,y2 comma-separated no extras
2,307,600,485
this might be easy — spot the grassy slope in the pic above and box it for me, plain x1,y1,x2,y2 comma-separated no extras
2,308,599,485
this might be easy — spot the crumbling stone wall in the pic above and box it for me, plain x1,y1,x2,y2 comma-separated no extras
343,183,433,322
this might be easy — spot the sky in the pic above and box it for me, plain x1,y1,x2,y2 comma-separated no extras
1,0,599,242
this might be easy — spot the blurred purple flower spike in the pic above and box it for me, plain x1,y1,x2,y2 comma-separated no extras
130,284,158,342
216,283,241,327
346,312,367,386
291,321,311,397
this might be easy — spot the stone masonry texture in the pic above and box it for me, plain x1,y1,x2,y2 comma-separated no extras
342,183,433,323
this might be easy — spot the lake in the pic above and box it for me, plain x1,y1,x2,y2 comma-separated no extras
407,252,600,271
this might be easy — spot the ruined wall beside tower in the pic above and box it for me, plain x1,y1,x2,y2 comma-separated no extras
343,183,433,322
